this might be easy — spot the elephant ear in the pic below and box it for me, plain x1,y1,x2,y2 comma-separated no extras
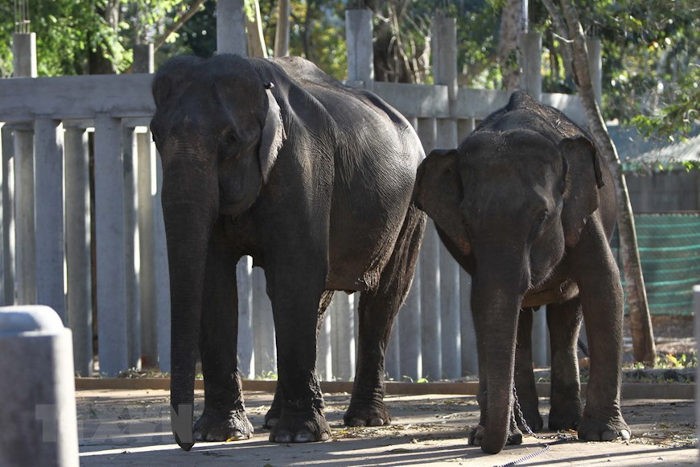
560,136,603,247
414,149,471,257
258,85,287,183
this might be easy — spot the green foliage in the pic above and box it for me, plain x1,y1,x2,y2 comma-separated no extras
0,0,184,76
576,0,699,138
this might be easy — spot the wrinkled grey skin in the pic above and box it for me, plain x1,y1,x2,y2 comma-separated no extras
414,91,630,454
150,54,426,450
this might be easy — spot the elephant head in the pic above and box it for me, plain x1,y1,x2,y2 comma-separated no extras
149,54,286,449
414,127,601,454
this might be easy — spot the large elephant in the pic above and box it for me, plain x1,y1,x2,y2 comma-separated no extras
150,54,426,450
414,91,630,454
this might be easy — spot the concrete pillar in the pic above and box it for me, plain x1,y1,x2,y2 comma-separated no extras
520,32,542,101
152,148,171,372
12,33,37,78
216,0,247,56
34,118,66,323
0,125,12,305
136,130,156,368
432,13,458,102
93,114,128,375
532,307,550,367
330,293,355,381
316,303,332,381
398,261,421,380
416,118,440,380
132,43,154,74
0,305,78,467
123,126,141,370
64,126,93,376
252,267,275,377
345,9,374,86
12,30,37,306
13,125,35,305
694,285,700,444
236,256,254,378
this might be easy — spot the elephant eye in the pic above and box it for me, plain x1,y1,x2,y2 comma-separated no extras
529,210,549,240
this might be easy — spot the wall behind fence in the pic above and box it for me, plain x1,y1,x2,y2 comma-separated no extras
0,8,620,380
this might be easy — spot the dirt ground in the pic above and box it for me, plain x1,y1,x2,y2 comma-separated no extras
76,388,697,466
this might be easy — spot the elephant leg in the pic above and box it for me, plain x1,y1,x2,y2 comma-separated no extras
468,302,523,449
194,226,253,442
514,308,543,432
546,298,583,431
265,291,333,430
569,220,630,441
344,206,425,427
266,264,330,443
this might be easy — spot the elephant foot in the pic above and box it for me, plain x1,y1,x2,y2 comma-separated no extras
577,414,630,441
548,407,581,431
344,400,391,427
268,406,331,443
193,408,254,442
263,405,281,429
468,425,523,449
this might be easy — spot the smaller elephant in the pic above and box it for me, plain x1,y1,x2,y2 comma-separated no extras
414,91,630,454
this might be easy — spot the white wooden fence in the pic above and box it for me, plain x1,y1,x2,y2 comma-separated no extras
0,5,590,379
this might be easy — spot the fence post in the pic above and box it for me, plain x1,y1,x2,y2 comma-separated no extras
237,257,254,378
153,148,171,372
12,33,36,78
133,43,154,74
252,267,275,377
94,114,129,375
216,0,247,56
416,118,439,380
123,126,142,370
345,9,374,87
520,31,542,101
0,125,13,305
694,285,700,445
64,125,93,376
11,33,37,307
316,304,332,380
33,118,65,323
13,124,35,305
433,13,461,379
330,293,355,381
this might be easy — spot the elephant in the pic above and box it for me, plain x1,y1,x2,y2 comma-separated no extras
414,91,630,454
150,54,426,450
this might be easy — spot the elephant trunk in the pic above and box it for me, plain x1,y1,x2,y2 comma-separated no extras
161,159,218,451
472,260,527,454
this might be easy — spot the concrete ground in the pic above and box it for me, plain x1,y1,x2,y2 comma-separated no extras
77,388,697,466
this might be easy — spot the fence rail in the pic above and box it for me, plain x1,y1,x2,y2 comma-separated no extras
0,8,601,379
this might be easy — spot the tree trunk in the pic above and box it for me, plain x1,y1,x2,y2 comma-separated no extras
552,0,656,365
88,0,120,74
498,0,525,90
246,0,268,58
274,0,291,57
